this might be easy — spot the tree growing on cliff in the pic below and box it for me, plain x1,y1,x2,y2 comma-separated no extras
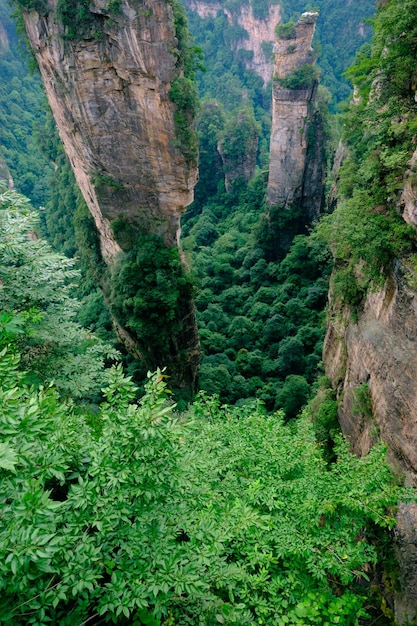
316,0,417,307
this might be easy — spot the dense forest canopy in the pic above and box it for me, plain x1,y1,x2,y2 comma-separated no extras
0,186,408,624
1,0,417,623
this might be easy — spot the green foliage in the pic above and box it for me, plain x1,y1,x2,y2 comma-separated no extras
108,235,195,370
0,334,406,626
277,64,320,90
359,0,417,103
167,0,202,164
218,107,260,186
183,172,332,408
110,214,140,250
56,0,95,39
353,383,373,418
315,0,417,308
0,342,408,624
105,0,121,13
315,191,415,305
276,374,310,419
275,19,296,40
308,376,340,462
9,0,47,14
0,187,118,399
255,202,305,262
251,0,278,20
0,2,52,207
170,76,199,163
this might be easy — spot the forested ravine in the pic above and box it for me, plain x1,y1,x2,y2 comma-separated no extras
2,0,417,623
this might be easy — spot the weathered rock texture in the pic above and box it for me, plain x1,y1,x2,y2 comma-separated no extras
267,12,324,220
324,267,417,479
185,0,281,84
20,0,200,392
324,149,417,623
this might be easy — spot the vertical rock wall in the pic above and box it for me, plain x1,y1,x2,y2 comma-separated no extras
20,0,200,392
324,147,417,625
267,12,324,219
184,0,281,84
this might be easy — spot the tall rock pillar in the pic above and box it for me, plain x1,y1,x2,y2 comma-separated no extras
267,12,324,220
18,0,200,394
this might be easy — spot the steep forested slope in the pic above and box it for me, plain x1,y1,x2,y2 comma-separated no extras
318,0,417,620
0,0,51,206
1,0,417,623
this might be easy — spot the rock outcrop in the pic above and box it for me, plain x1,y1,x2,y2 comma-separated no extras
19,0,200,392
184,0,281,84
267,12,325,220
324,148,417,625
324,263,417,624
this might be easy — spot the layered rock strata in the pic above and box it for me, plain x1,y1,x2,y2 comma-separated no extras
185,0,281,84
267,12,324,220
20,0,200,392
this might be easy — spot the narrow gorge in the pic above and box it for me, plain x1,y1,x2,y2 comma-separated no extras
3,0,417,623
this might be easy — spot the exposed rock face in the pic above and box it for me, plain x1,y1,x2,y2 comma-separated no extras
324,151,417,623
324,267,417,480
20,0,200,392
401,147,417,227
267,12,325,219
185,0,281,84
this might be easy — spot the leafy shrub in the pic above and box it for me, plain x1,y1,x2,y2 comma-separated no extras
278,63,320,90
0,334,409,624
56,0,94,39
0,188,118,399
10,0,47,13
275,19,296,40
108,235,195,370
170,77,199,163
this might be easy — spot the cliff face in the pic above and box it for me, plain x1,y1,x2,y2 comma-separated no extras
20,0,200,392
185,0,280,84
324,268,417,479
324,265,417,623
23,0,197,259
324,151,417,625
267,12,325,219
